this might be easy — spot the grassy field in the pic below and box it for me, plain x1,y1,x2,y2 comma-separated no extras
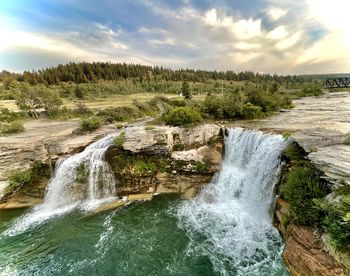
0,93,207,112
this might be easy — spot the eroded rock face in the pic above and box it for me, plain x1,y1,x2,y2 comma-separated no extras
107,124,223,199
0,123,223,208
275,198,349,276
0,122,118,199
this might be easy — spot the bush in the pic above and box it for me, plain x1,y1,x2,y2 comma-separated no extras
6,169,32,193
345,132,350,145
283,143,305,163
163,106,203,126
298,83,323,97
240,102,262,119
114,131,126,148
79,116,102,132
280,166,329,225
315,189,350,249
0,121,24,134
0,108,27,122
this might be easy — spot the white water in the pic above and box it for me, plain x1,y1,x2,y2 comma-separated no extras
5,133,120,235
176,128,288,275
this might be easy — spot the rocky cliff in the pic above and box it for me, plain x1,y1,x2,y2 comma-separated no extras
275,198,349,276
0,123,223,209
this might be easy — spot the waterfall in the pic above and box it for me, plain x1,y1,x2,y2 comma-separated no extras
176,128,288,275
5,133,120,235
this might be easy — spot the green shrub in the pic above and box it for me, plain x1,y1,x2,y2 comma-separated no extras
6,169,32,193
202,95,224,118
134,160,157,174
315,190,350,249
114,131,126,148
283,143,305,163
0,121,24,134
79,116,102,132
299,83,323,97
280,166,329,225
240,102,262,119
0,108,27,122
145,125,154,131
345,132,350,145
163,106,203,126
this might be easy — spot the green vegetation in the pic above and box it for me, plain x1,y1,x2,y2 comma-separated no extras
0,107,27,122
13,83,63,118
345,132,350,145
280,142,349,253
162,106,203,126
314,185,350,250
145,125,154,131
181,81,192,100
134,160,157,174
114,131,126,148
79,116,102,132
297,83,324,97
0,121,24,135
6,169,32,193
280,166,329,225
0,62,309,85
4,161,50,194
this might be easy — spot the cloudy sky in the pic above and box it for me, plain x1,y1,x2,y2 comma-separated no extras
1,0,349,74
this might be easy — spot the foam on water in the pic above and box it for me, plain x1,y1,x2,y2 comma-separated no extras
176,128,288,275
4,132,120,236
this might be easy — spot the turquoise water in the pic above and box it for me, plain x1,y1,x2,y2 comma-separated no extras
0,196,217,275
0,195,288,276
0,129,290,275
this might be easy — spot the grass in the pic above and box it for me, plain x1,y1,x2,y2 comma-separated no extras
114,131,126,148
0,121,24,135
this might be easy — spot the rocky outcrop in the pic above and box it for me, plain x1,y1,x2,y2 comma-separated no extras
0,123,223,208
0,121,118,199
106,124,223,199
275,198,349,276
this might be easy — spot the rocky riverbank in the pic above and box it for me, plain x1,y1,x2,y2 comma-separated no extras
0,123,223,209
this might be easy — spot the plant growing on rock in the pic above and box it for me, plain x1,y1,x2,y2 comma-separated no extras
114,131,126,149
5,169,32,193
79,116,102,132
280,166,329,225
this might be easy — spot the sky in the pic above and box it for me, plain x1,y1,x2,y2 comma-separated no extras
0,0,350,74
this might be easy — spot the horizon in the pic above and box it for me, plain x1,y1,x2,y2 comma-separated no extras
1,0,350,75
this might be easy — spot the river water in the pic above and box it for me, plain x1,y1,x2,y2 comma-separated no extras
0,128,289,275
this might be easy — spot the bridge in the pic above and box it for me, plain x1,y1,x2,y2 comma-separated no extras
323,77,350,89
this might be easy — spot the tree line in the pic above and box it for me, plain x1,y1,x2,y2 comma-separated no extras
0,62,310,86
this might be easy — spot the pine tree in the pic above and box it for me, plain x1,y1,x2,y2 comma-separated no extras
181,81,191,100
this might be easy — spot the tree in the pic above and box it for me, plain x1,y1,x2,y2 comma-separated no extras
75,85,84,99
37,85,63,114
180,81,191,100
14,83,41,118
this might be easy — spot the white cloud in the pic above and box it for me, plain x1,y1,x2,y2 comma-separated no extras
266,7,287,21
276,31,301,50
266,26,288,40
235,42,260,50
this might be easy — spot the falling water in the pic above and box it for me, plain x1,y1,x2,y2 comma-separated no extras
5,133,120,235
176,128,288,275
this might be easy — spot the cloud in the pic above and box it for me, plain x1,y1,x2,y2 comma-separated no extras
266,7,287,21
0,0,349,74
266,26,288,40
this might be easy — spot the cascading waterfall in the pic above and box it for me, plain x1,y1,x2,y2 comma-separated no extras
5,133,120,235
176,128,288,275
